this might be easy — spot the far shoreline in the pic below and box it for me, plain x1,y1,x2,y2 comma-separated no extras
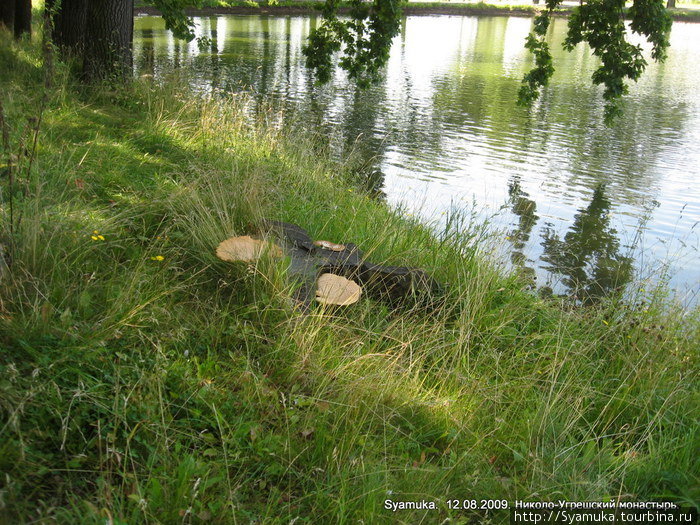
134,3,700,22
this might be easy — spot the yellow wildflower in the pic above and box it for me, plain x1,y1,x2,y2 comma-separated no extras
151,255,164,261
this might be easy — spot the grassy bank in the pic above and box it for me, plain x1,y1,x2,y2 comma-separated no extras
1,32,699,524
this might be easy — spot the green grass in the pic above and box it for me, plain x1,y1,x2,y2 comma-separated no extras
1,31,699,524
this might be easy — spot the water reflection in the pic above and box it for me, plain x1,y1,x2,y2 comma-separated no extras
507,177,538,267
135,28,156,77
541,185,634,304
132,15,700,301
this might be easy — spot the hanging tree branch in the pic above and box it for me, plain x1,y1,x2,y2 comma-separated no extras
303,0,403,88
303,0,672,124
517,0,672,125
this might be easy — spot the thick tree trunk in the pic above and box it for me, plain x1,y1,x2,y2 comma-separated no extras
666,0,676,7
1,0,16,33
13,0,31,38
83,0,134,81
47,0,87,54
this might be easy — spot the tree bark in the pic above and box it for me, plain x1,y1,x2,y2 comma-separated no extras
47,0,87,54
83,0,134,81
13,0,31,38
666,0,676,8
1,0,16,33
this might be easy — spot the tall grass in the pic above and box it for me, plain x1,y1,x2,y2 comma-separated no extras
0,31,698,523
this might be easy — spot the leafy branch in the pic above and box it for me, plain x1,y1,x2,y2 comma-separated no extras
146,0,212,46
303,0,403,87
518,0,672,125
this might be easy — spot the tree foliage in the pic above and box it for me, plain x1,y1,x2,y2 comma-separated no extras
303,0,403,87
516,0,672,124
143,0,212,47
42,0,673,122
148,0,200,42
303,0,673,124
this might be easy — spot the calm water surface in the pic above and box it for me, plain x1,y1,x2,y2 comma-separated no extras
134,14,700,303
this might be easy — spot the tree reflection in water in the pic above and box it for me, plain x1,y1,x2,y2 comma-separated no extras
541,184,634,304
507,176,538,267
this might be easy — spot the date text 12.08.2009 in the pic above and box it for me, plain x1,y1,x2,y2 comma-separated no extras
382,499,508,512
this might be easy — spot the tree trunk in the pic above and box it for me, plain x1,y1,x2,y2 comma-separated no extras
47,0,87,54
13,0,31,38
1,0,15,33
83,0,134,81
666,0,675,7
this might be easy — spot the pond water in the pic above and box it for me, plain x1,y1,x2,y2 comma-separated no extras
133,14,700,304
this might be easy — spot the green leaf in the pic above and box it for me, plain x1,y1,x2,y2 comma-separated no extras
519,0,671,124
